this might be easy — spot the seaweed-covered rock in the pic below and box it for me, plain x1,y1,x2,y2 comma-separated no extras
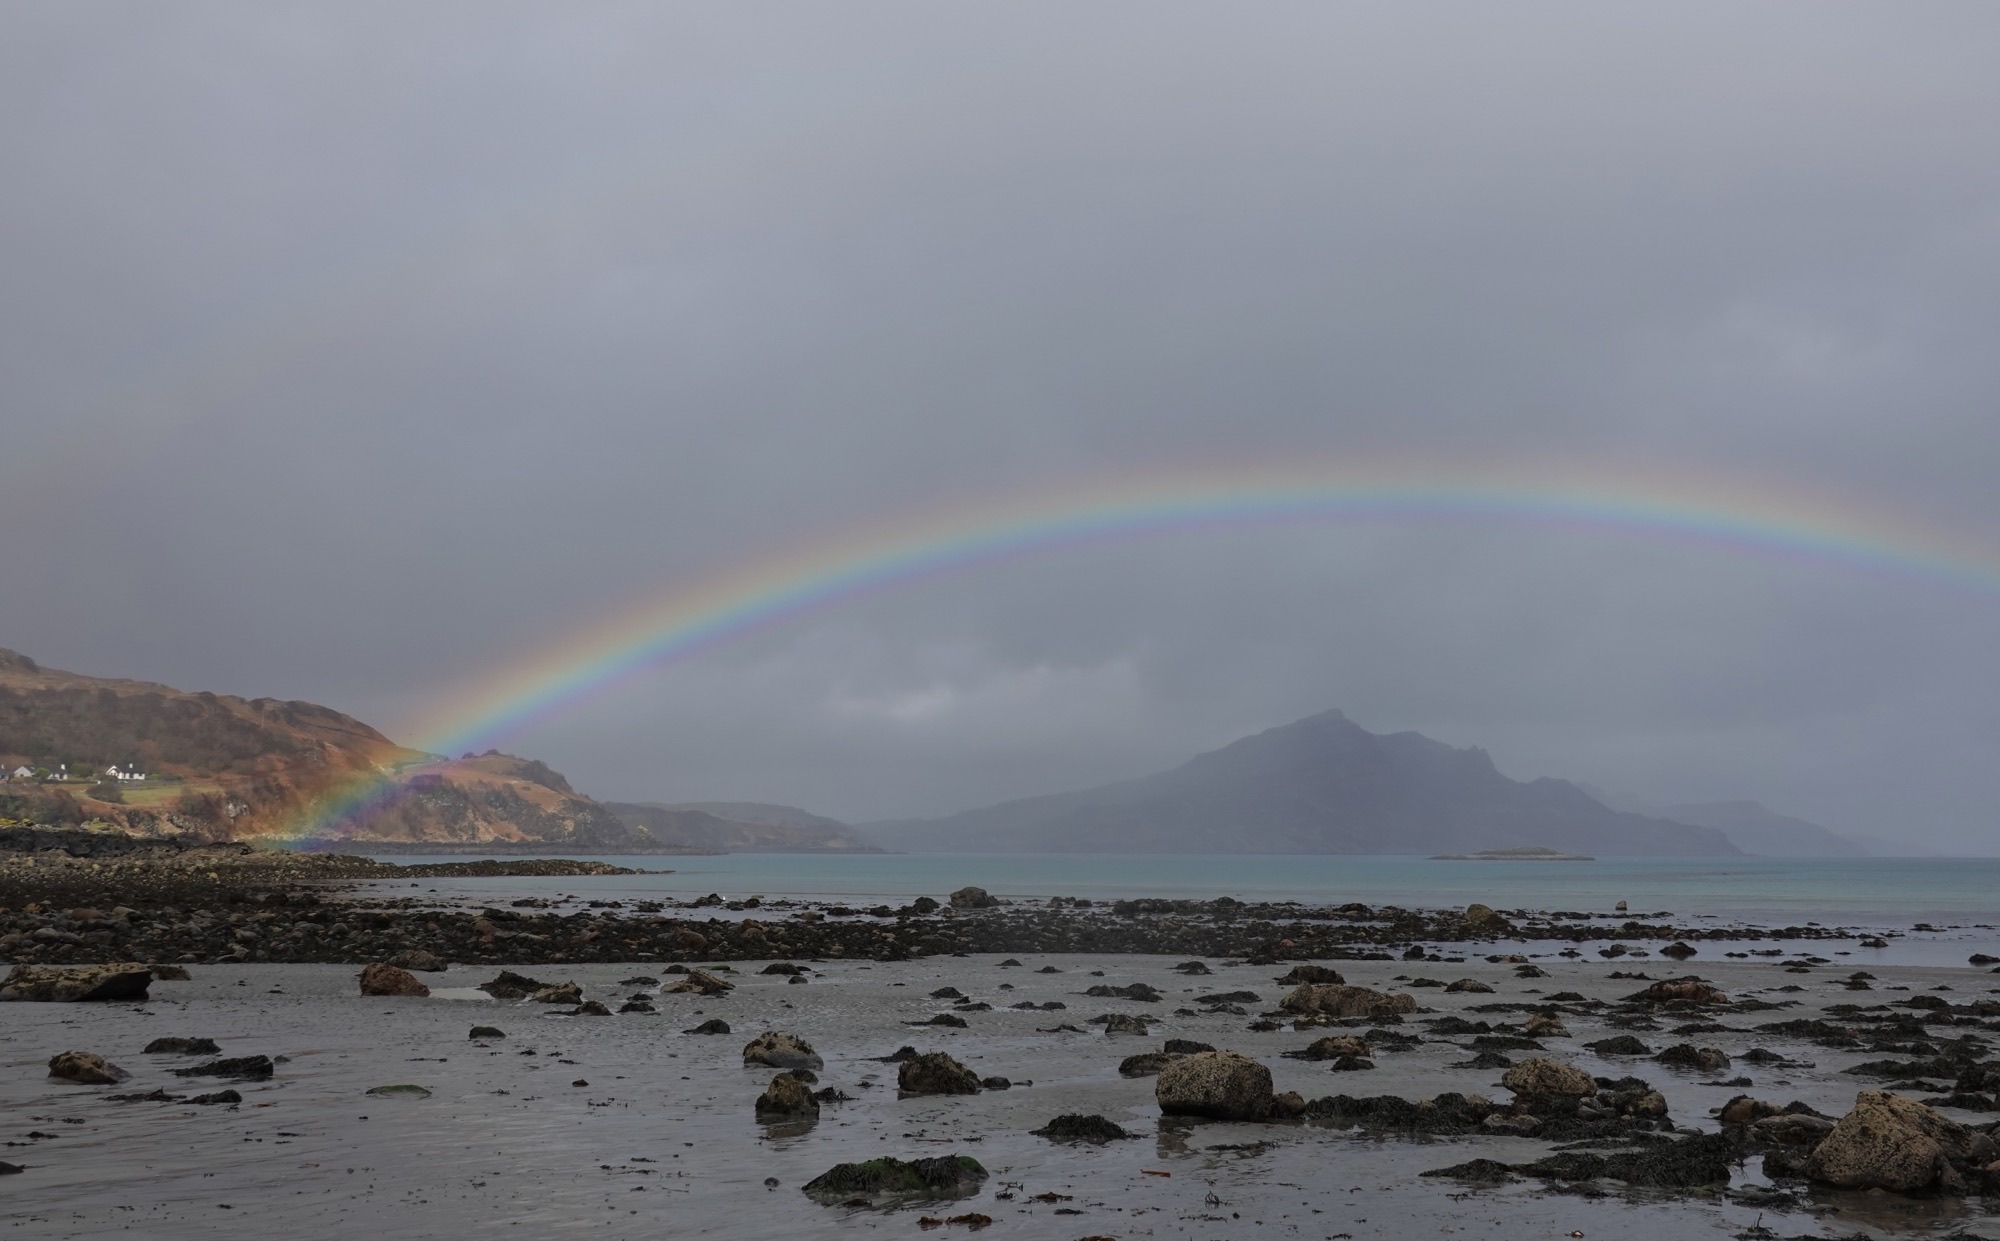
48,1050,128,1084
1501,1058,1597,1098
1275,965,1345,985
949,886,999,909
1097,1013,1151,1034
743,1031,823,1070
1655,1044,1730,1073
756,1072,821,1120
1084,982,1162,1002
1522,1013,1569,1039
1586,1035,1652,1056
663,969,733,996
1623,976,1728,1006
172,1055,274,1081
898,1052,981,1096
684,1018,732,1035
2,963,152,1003
801,1155,987,1205
476,970,549,1000
1155,1050,1274,1121
1803,1091,1999,1193
1304,1091,1494,1135
1421,1158,1517,1182
1280,984,1417,1020
1118,1051,1181,1078
1517,1132,1737,1188
1463,903,1513,934
1163,1038,1215,1055
143,1037,220,1055
1444,978,1494,994
1032,1114,1131,1143
1292,1035,1371,1061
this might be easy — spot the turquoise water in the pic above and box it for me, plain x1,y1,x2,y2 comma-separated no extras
368,853,2000,931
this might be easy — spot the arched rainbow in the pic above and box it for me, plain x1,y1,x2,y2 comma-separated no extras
283,459,2000,841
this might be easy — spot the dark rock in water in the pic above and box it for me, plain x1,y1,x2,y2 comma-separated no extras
618,1000,656,1014
979,1076,1011,1090
358,963,429,997
1654,1044,1730,1073
683,1019,731,1035
1421,1158,1518,1182
365,1084,432,1098
619,976,660,986
1276,965,1345,985
1290,1035,1371,1061
1281,984,1417,1019
1119,1052,1182,1077
1623,976,1728,1007
898,1052,981,1095
1173,961,1213,975
907,897,941,915
172,1055,274,1081
876,1045,920,1063
1469,1035,1544,1052
48,1051,129,1084
1033,1113,1131,1143
0,1162,21,1175
930,986,966,999
1458,1051,1514,1070
743,1031,823,1070
1096,1013,1151,1035
1444,979,1494,994
1156,1050,1275,1121
2,963,152,1003
568,1000,613,1017
801,1155,987,1205
143,1037,221,1056
1517,1132,1738,1188
997,958,1023,968
912,1013,967,1028
189,1089,242,1105
1661,941,1698,960
1084,983,1162,1002
477,970,550,1000
1586,1035,1653,1056
1163,1039,1215,1055
756,1072,821,1120
530,982,583,1004
1304,1091,1495,1135
762,963,806,975
1501,1059,1597,1097
107,1088,183,1103
1329,1054,1375,1071
949,886,999,909
1195,991,1260,1006
1036,965,1063,973
469,1026,505,1039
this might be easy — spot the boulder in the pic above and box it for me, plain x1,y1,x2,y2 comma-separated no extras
1,963,152,1003
801,1155,986,1205
1655,1044,1730,1073
1804,1091,2000,1193
1463,904,1514,933
1522,1013,1569,1039
684,1019,732,1035
1623,976,1728,1006
1032,1114,1131,1143
529,982,582,1004
1155,1050,1275,1121
476,970,548,1000
1500,1058,1597,1098
48,1051,128,1084
663,969,733,995
756,1072,821,1120
743,1031,823,1070
949,886,999,909
469,1026,505,1040
1444,978,1494,994
1586,1035,1652,1056
898,1052,981,1095
1661,941,1699,960
1098,1013,1151,1035
1275,964,1345,985
1280,983,1418,1019
358,963,429,997
385,949,447,972
143,1037,220,1055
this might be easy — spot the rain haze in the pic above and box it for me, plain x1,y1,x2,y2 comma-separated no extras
4,4,1998,850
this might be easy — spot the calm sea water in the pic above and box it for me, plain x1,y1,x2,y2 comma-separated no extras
367,853,2000,933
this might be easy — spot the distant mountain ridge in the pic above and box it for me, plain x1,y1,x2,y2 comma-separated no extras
1578,782,1869,857
861,709,1742,857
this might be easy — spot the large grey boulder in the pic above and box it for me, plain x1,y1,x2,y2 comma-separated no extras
743,1031,823,1071
1804,1091,1999,1193
1155,1050,1275,1121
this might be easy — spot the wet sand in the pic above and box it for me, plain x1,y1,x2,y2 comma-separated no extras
7,950,2000,1240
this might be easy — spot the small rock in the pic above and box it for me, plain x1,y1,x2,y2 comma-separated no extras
743,1031,823,1070
358,963,429,998
48,1051,128,1084
684,1019,732,1035
143,1037,220,1055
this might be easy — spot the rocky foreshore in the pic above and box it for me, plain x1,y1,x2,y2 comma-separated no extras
0,828,1880,973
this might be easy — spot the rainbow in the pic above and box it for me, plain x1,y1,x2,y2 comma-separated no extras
283,458,2000,842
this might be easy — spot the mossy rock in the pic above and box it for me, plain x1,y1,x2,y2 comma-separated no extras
801,1155,987,1205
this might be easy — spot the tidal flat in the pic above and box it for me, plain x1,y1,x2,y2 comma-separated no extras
7,950,2000,1241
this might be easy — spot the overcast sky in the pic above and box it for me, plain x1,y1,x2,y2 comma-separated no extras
4,5,1998,848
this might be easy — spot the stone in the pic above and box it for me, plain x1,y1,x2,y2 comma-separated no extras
1155,1050,1275,1121
1118,1051,1180,1077
743,1031,823,1070
801,1155,987,1205
477,970,549,1000
385,949,447,972
1624,976,1728,1006
1463,904,1514,933
143,1037,220,1055
1522,1013,1569,1039
1280,983,1418,1019
684,1018,732,1035
1033,1114,1131,1142
1098,1013,1151,1035
1655,1044,1730,1073
1163,1038,1215,1055
570,1001,612,1016
1500,1058,1598,1098
469,1026,505,1039
1661,941,1699,960
365,1084,432,1098
1295,1036,1371,1061
172,1055,274,1080
1,963,152,1003
663,969,733,996
358,963,430,997
756,1072,821,1120
48,1051,128,1084
1804,1090,1999,1193
1275,964,1347,985
1719,1095,1783,1126
150,965,193,981
1587,1035,1652,1056
1444,978,1494,994
529,982,582,1004
898,1052,981,1095
949,886,999,909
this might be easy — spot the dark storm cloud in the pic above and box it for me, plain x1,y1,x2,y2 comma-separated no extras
3,4,1998,846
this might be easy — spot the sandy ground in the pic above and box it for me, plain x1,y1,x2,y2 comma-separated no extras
5,952,1999,1241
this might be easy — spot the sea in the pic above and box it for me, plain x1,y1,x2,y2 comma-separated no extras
363,853,2000,964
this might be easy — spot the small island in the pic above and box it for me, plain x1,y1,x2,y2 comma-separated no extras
1428,846,1595,861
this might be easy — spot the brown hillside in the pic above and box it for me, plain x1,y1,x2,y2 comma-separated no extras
0,649,642,849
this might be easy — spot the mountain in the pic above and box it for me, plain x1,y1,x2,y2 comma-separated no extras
1655,800,1868,858
861,709,1741,857
605,801,880,853
0,647,654,850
